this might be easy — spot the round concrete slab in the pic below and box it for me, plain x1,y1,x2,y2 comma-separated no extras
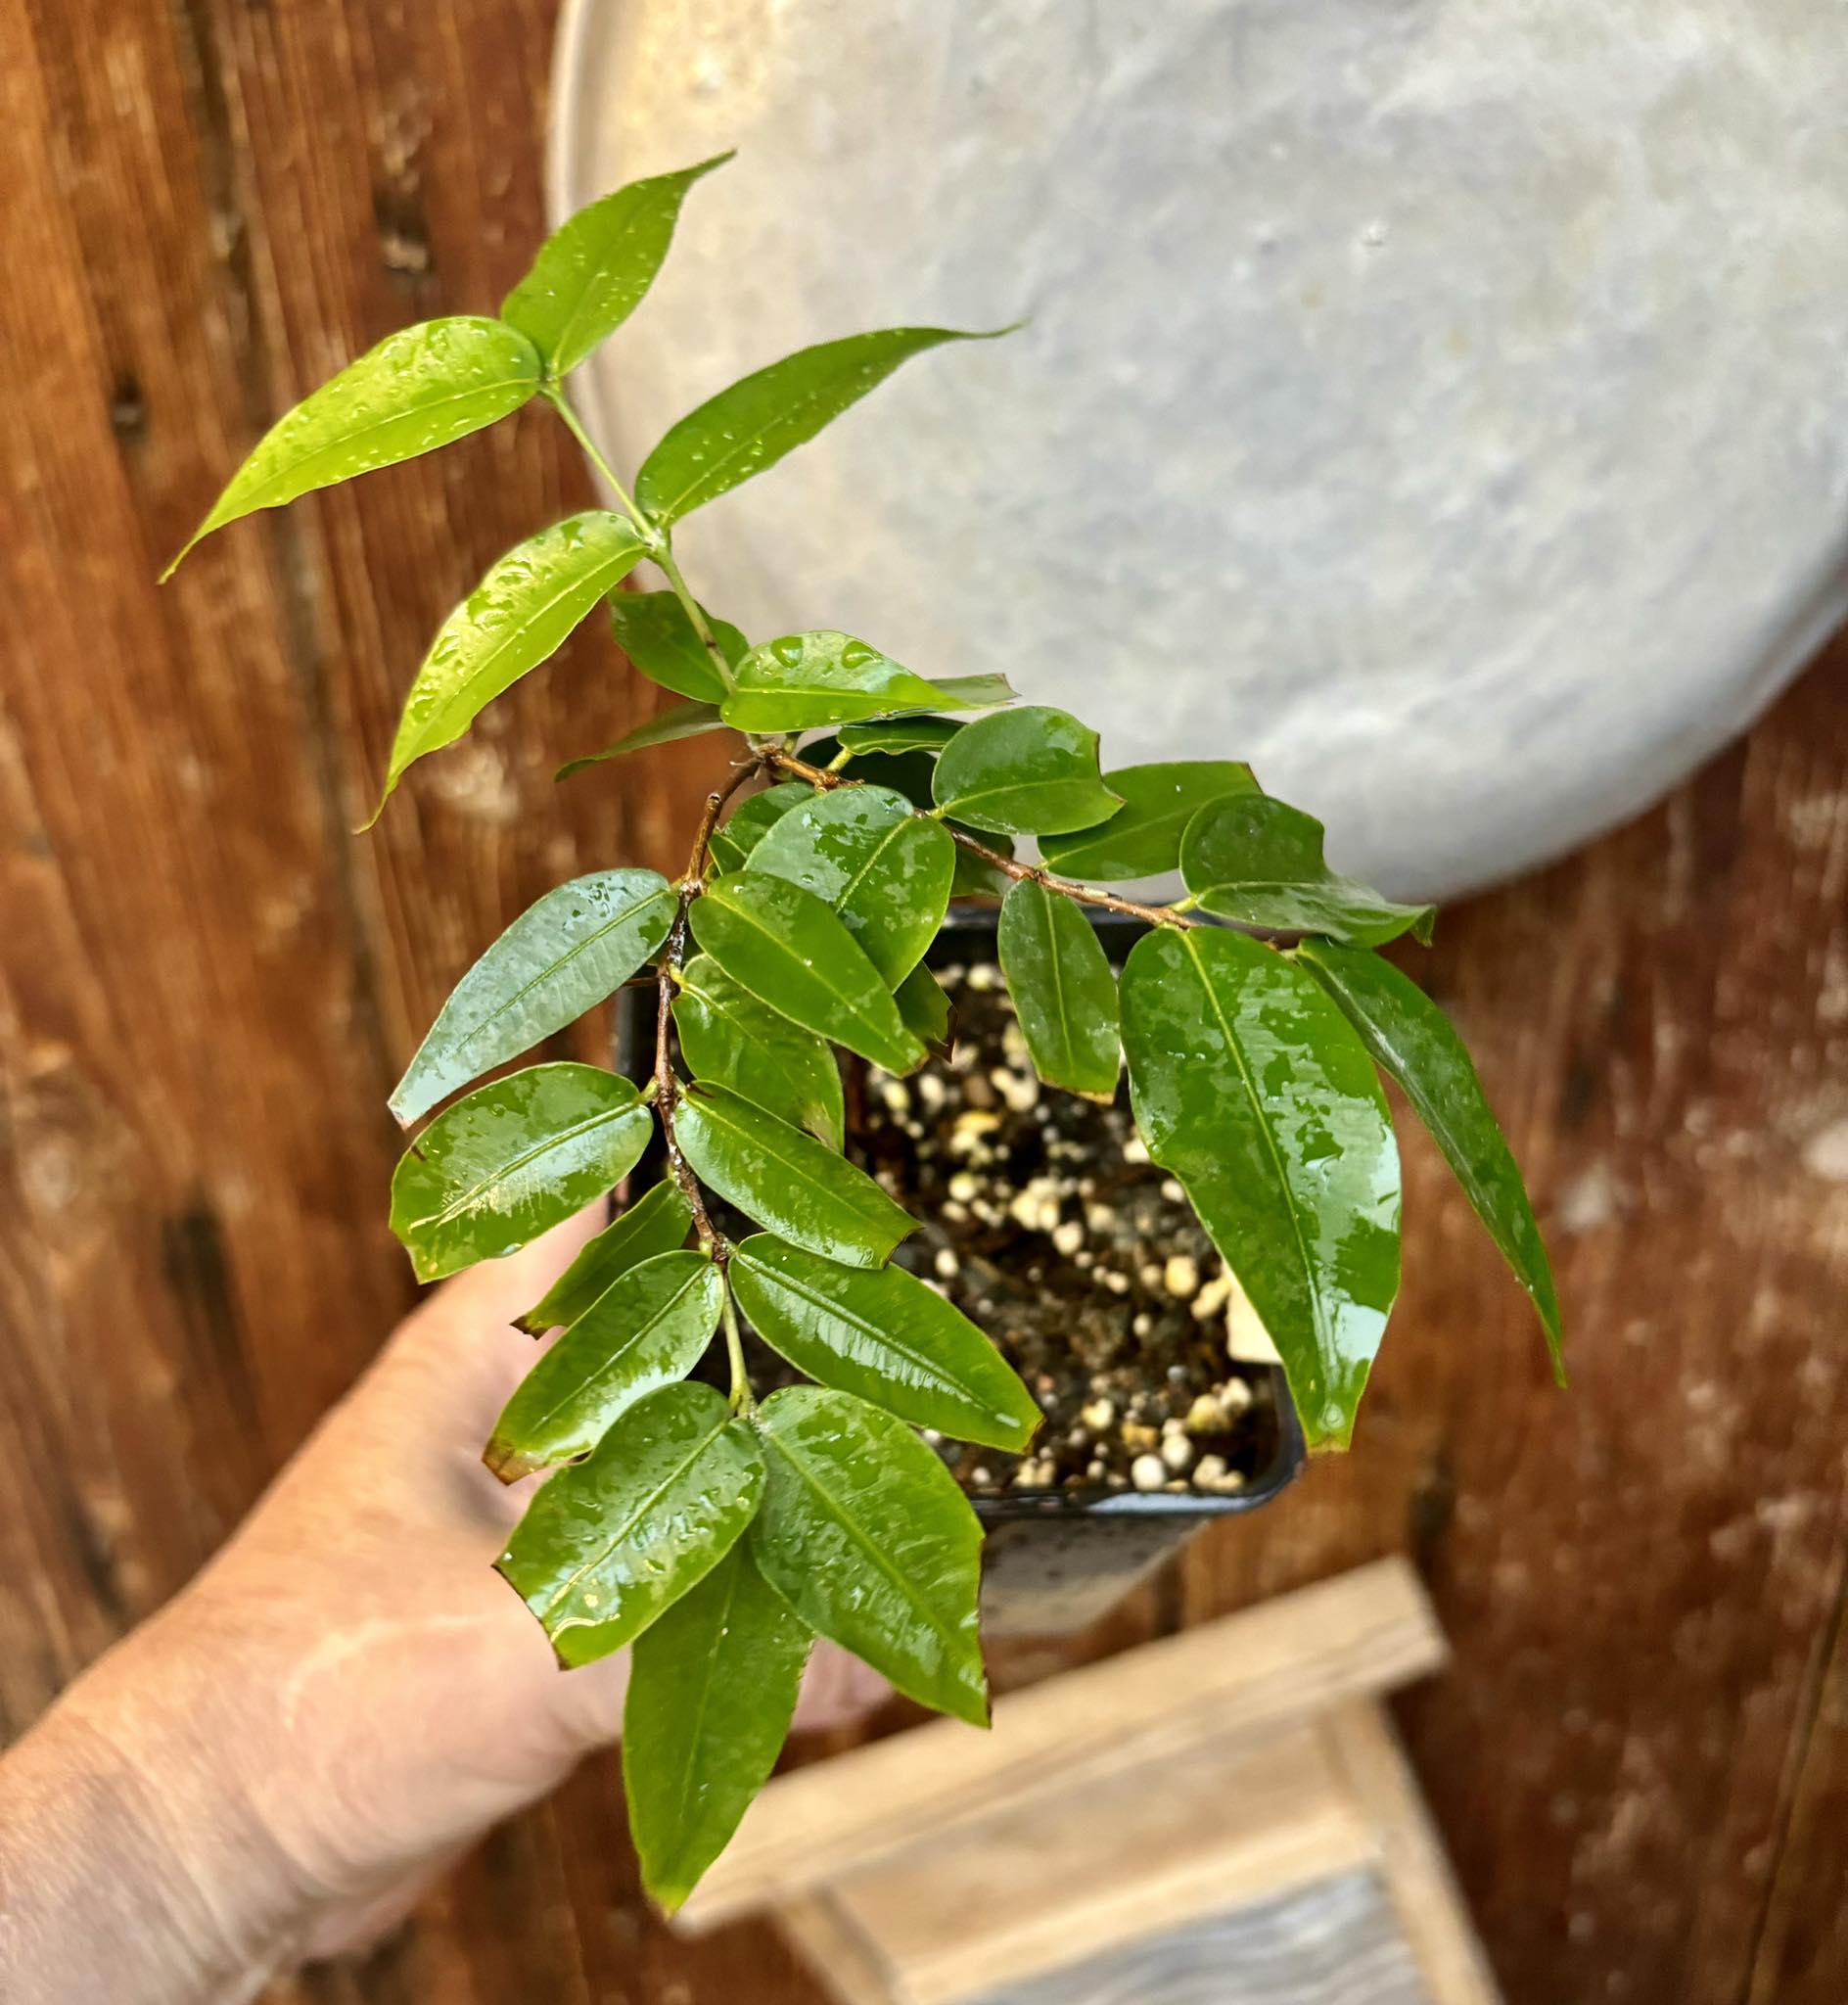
551,0,1848,898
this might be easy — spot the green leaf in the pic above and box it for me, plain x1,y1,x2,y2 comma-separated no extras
839,716,966,756
485,1251,724,1479
706,785,809,874
894,963,956,1059
731,1236,1040,1451
932,706,1125,836
1298,940,1563,1378
1179,796,1436,948
500,154,732,380
1121,928,1401,1450
635,326,1011,528
1040,762,1261,881
391,869,674,1124
624,1542,811,1914
163,317,542,577
673,953,844,1148
689,875,924,1074
515,1180,693,1335
368,513,648,821
496,1381,762,1668
751,1387,988,1726
748,785,954,987
721,632,945,735
674,1086,915,1269
609,591,748,704
390,1063,653,1283
791,742,1011,896
556,700,727,778
925,674,1017,712
996,880,1120,1100
949,830,1016,900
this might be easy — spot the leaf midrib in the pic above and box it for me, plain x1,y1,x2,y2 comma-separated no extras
703,886,890,1049
691,1095,893,1236
548,188,662,369
419,1097,639,1230
518,1265,713,1440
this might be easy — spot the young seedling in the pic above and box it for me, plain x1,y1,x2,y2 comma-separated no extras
168,155,1562,1910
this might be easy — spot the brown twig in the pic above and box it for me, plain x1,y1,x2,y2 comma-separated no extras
768,748,1195,928
651,757,766,1261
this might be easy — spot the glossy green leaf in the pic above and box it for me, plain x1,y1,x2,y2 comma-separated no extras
689,875,924,1075
609,591,748,704
635,326,1010,527
894,963,956,1059
749,785,954,987
751,1387,988,1726
556,699,727,778
949,829,1016,900
706,785,809,874
1299,940,1563,1378
391,869,674,1124
486,1251,724,1479
926,674,1017,712
164,317,541,577
624,1542,811,1913
721,632,944,734
496,1381,762,1667
1040,762,1261,881
732,1235,1040,1450
1121,928,1401,1450
673,953,844,1148
932,706,1124,836
1179,796,1436,948
390,1063,653,1283
500,154,731,379
674,1086,915,1268
515,1180,693,1335
369,513,648,821
839,716,964,755
997,880,1120,1100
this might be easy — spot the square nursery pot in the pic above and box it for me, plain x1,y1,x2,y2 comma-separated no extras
617,906,1305,1640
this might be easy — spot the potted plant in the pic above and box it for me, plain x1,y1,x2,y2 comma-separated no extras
166,155,1561,1914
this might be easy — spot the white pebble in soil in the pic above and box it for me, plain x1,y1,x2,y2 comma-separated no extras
1131,1453,1168,1492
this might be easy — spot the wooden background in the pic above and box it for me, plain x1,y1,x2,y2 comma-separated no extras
2,3,1843,2001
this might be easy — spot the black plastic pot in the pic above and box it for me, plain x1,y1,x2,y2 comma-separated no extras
616,905,1306,1639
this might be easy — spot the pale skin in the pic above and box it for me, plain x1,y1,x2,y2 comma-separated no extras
0,1210,884,2003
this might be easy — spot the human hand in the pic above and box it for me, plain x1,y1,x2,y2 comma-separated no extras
0,1211,884,2001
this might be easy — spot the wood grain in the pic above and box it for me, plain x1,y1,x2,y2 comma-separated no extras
2,3,1846,2002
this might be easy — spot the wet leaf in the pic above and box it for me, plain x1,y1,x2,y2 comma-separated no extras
839,716,965,756
370,513,648,820
751,1387,988,1726
749,784,954,986
164,317,541,576
706,784,809,874
674,952,844,1148
390,1062,653,1283
608,590,748,704
1040,761,1260,881
1180,796,1436,948
1121,927,1401,1450
894,963,956,1059
501,154,731,379
391,869,674,1124
932,707,1124,836
515,1180,693,1335
926,674,1017,712
635,326,1011,527
1299,940,1562,1378
731,1235,1040,1450
721,632,944,734
556,699,728,777
486,1251,724,1479
674,1086,915,1268
689,875,924,1074
997,880,1120,1099
496,1381,762,1667
624,1542,810,1913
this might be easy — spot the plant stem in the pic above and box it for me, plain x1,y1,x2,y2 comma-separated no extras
719,1286,753,1414
543,387,741,700
766,748,1197,929
651,758,764,1261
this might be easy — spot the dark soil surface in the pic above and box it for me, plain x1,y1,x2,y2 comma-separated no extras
726,958,1280,1502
